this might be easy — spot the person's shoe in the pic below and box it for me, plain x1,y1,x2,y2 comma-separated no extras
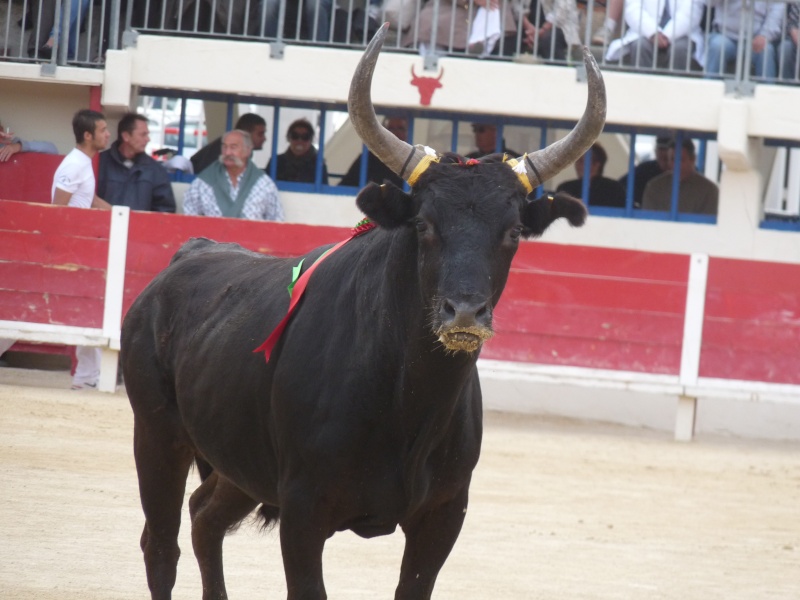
71,381,98,391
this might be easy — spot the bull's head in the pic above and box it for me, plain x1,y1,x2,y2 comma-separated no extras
410,65,444,106
348,24,606,354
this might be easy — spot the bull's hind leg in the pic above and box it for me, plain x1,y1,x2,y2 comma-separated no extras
189,472,260,600
133,415,195,600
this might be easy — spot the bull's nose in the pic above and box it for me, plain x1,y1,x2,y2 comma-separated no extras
439,299,491,329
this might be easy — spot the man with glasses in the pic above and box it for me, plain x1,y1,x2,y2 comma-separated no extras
265,118,329,185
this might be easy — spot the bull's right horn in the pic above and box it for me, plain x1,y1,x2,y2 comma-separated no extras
348,23,428,183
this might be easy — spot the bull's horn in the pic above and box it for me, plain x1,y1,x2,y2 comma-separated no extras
517,47,606,190
348,23,427,182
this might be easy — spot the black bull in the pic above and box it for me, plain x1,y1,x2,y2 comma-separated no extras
122,25,606,600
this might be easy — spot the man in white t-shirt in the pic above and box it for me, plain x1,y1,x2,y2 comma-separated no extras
51,109,111,389
52,109,111,209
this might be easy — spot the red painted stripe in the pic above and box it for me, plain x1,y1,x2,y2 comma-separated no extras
494,302,684,345
0,201,111,238
0,263,106,298
0,290,104,327
502,272,687,313
482,331,682,374
513,242,690,282
0,154,64,204
0,231,109,271
700,257,800,384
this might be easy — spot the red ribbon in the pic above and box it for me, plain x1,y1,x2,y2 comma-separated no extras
254,220,376,362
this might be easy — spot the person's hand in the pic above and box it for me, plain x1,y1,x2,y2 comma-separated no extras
539,21,553,38
791,28,799,47
0,142,22,162
652,31,670,49
0,129,14,144
752,34,767,53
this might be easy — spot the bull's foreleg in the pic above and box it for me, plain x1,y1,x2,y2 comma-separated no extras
189,472,259,600
278,489,329,599
395,487,470,600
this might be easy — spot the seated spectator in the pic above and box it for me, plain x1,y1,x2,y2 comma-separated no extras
592,0,622,47
266,119,329,184
556,142,626,207
512,0,580,60
466,122,519,159
98,113,176,213
191,113,267,175
0,118,58,162
404,0,520,54
779,3,799,81
619,135,672,208
339,117,407,188
42,0,91,60
606,0,703,71
262,0,333,41
705,0,783,79
184,130,283,220
642,138,718,215
174,0,255,36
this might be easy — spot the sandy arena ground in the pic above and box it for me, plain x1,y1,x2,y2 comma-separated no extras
1,366,799,599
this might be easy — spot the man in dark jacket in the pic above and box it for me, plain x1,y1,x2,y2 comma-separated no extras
98,113,176,212
339,117,407,188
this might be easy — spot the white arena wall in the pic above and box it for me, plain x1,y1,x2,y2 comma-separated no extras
1,36,799,441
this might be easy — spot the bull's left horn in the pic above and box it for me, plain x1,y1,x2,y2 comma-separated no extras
517,47,606,190
348,23,427,182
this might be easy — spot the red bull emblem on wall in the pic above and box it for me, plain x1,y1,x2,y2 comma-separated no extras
410,65,444,106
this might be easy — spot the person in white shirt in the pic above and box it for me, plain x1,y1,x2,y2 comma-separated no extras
605,0,703,70
183,129,283,221
51,109,112,390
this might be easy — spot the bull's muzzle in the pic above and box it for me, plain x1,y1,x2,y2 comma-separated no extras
435,299,494,353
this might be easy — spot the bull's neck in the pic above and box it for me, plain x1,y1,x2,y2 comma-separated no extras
368,227,478,406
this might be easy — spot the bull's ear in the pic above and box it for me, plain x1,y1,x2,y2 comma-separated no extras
356,182,415,229
521,191,587,238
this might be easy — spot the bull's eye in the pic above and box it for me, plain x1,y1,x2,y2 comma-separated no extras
415,219,428,233
509,226,523,241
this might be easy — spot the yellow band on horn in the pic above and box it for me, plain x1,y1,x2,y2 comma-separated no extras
504,158,534,194
407,154,439,187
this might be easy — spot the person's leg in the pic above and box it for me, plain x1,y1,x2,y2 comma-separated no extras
66,0,91,59
27,0,56,57
779,38,799,80
706,33,737,76
260,0,280,37
663,36,692,70
72,345,101,388
752,40,778,79
593,0,623,45
622,38,656,69
305,0,332,42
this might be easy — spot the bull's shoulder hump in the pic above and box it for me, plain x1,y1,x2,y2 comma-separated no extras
170,237,262,265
